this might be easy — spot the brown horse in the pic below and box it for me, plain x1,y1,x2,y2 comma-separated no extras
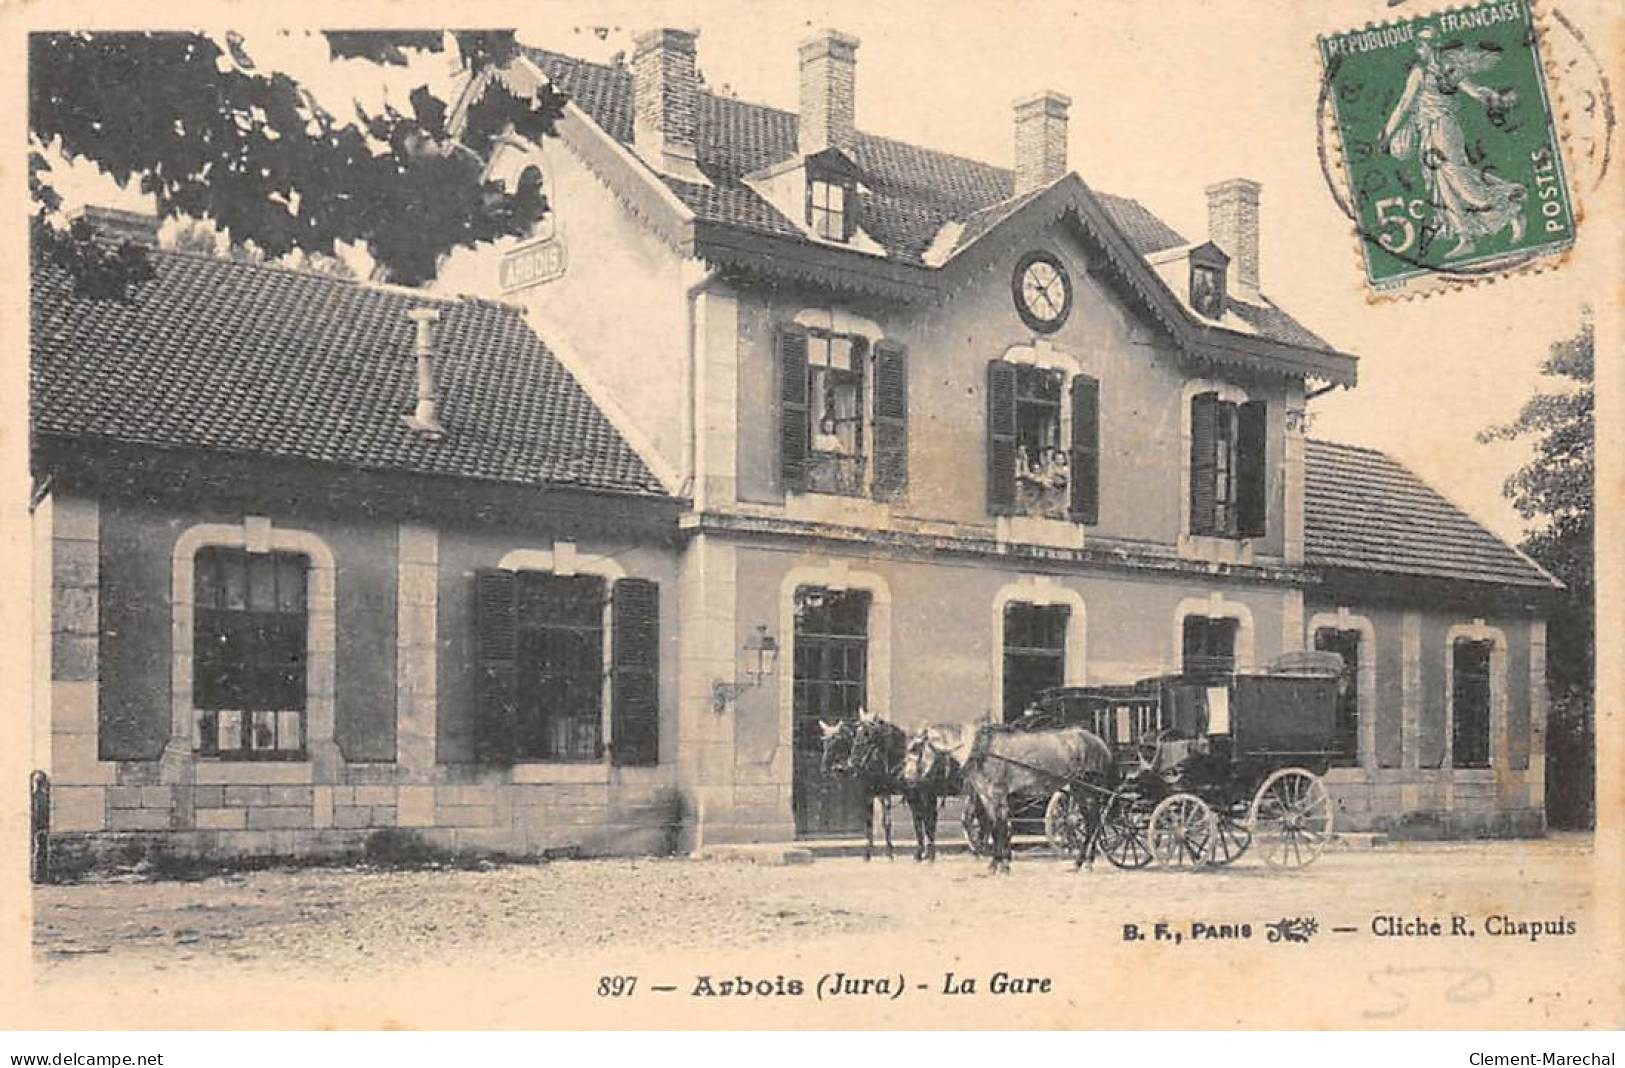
819,716,910,861
957,723,1116,874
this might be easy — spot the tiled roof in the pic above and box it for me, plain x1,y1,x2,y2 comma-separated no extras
1304,439,1557,589
525,47,1333,358
528,48,1185,265
31,250,669,497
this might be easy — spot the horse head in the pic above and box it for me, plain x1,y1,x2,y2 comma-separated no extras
819,719,856,777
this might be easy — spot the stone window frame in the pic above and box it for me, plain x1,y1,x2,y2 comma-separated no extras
1308,608,1378,772
497,545,628,769
784,309,894,525
1171,593,1257,676
777,561,892,765
1445,620,1508,773
990,576,1087,723
165,519,338,782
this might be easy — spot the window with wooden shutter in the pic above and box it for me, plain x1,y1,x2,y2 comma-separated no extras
1069,374,1100,525
516,573,605,761
1236,400,1268,538
779,326,810,494
611,578,660,767
872,341,908,501
474,568,519,764
1189,391,1220,536
986,360,1017,515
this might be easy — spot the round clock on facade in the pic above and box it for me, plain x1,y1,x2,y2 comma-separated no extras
1012,250,1073,334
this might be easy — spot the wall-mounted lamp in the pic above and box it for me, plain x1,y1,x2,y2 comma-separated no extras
712,624,780,713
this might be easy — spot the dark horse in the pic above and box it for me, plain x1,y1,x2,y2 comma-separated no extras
819,716,916,861
956,723,1116,874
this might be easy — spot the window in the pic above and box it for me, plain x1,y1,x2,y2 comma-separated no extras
808,179,850,242
987,360,1099,524
1189,391,1267,538
1191,265,1223,318
792,587,870,835
1181,616,1238,683
473,570,660,766
780,326,909,501
1452,638,1493,769
1003,603,1068,722
1315,627,1362,766
1014,367,1068,520
193,547,307,759
515,573,605,761
807,330,866,494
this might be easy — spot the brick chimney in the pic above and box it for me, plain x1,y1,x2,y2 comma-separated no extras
798,30,860,157
1012,91,1070,196
632,28,704,181
403,306,445,438
1205,178,1262,298
71,205,159,247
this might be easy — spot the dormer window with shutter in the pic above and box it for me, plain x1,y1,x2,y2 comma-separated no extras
779,323,908,501
1188,242,1230,320
1189,390,1267,539
986,360,1099,525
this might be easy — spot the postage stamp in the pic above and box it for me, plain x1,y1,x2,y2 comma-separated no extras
1317,0,1576,295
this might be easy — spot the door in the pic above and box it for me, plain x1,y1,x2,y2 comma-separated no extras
1002,603,1068,722
1314,628,1362,766
791,587,871,836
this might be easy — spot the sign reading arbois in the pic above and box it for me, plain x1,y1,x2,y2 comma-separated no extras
500,238,567,293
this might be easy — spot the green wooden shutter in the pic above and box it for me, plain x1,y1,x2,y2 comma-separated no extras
779,326,810,494
474,568,518,764
1236,400,1268,538
611,578,660,767
1189,391,1219,536
1069,373,1100,525
986,360,1017,515
872,341,909,501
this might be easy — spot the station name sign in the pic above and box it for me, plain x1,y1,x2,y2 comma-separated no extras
500,237,566,293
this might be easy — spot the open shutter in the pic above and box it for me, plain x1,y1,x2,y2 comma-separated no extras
1236,400,1268,538
474,568,518,764
986,360,1017,515
1069,373,1100,525
1188,391,1219,536
872,341,909,501
779,326,810,494
611,578,660,767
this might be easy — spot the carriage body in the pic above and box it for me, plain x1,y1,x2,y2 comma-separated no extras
1027,654,1344,870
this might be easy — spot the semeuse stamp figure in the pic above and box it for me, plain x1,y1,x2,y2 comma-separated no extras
1318,0,1575,293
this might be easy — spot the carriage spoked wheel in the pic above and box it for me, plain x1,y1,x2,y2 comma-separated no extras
1148,792,1217,870
1207,810,1253,866
1096,787,1155,870
1043,791,1081,857
1247,767,1335,870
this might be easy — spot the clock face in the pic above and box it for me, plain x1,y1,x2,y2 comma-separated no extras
1013,251,1072,334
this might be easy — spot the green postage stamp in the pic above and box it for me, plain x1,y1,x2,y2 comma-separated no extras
1318,0,1575,294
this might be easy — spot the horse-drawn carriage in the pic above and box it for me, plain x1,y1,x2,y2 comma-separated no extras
970,652,1343,871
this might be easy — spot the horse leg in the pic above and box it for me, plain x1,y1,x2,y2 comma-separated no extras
924,793,938,862
907,793,925,862
993,791,1013,875
882,794,895,860
863,794,874,862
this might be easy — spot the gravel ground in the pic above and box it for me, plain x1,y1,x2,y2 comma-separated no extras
34,835,1599,981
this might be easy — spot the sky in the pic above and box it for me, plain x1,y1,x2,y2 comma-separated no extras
38,0,1610,544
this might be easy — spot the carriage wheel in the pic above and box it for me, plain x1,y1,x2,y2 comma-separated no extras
1247,767,1334,870
1097,789,1155,870
1208,811,1252,866
961,796,990,856
1043,791,1087,857
1148,793,1216,870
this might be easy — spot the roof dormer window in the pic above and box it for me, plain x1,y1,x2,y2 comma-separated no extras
808,176,852,242
1188,242,1230,320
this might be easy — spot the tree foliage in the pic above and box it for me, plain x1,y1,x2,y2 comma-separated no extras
30,30,566,292
1479,315,1594,828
